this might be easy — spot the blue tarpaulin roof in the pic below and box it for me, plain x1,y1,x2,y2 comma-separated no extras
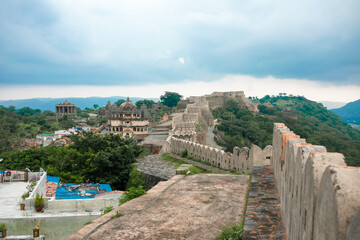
47,175,60,184
55,183,112,200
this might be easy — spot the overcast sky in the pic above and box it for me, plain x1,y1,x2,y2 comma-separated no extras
0,0,359,102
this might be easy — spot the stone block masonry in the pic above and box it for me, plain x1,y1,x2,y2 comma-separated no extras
243,165,285,239
272,123,360,240
166,137,271,173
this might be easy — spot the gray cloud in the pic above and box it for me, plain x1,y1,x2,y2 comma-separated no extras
0,0,359,85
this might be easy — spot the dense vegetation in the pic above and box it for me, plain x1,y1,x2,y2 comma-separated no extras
213,96,360,166
0,105,78,153
160,91,182,107
0,132,143,189
119,186,147,204
136,99,156,109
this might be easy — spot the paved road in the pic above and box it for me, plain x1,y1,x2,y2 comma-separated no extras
206,125,223,150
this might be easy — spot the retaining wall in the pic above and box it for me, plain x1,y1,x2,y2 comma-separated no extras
1,215,99,239
272,123,360,240
46,198,118,212
25,172,47,209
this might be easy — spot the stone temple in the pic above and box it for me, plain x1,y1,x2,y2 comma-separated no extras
55,100,77,117
106,98,150,140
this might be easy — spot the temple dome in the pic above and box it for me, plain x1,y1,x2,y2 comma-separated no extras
119,100,137,111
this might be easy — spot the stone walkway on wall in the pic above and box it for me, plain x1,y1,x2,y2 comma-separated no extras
67,174,250,240
168,154,229,174
243,165,286,240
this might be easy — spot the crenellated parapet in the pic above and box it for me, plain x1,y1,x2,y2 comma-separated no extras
164,136,271,173
170,95,214,141
272,123,360,240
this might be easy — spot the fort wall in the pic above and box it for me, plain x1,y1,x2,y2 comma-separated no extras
168,95,214,143
272,123,360,240
203,91,257,111
164,92,269,173
164,137,271,173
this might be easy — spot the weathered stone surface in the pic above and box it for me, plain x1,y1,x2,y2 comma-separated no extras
301,152,345,240
136,155,177,180
67,174,249,240
175,164,193,174
346,208,360,240
313,166,360,240
272,123,360,240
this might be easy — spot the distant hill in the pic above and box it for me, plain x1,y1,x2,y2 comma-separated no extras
319,101,347,109
331,99,360,125
0,96,159,112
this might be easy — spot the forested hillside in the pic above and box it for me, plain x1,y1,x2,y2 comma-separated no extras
0,105,77,153
213,96,360,166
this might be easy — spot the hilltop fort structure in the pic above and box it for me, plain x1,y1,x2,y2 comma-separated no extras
105,98,150,140
55,100,77,117
203,91,258,111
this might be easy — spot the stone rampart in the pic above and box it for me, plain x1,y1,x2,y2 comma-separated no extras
165,137,271,173
272,123,360,240
170,95,214,141
203,91,257,111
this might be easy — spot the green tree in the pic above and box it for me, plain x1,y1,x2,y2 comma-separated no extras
1,132,143,189
58,115,76,129
160,92,182,108
43,110,55,116
136,99,155,109
17,107,41,116
119,186,146,204
115,99,126,107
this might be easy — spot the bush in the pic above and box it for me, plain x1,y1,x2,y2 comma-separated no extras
119,186,146,204
33,193,45,208
181,149,188,158
126,164,146,189
216,222,243,240
0,223,7,231
101,206,114,216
